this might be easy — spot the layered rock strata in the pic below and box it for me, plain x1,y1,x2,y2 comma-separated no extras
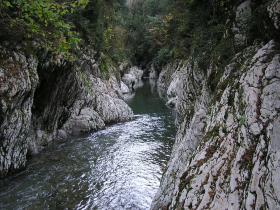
0,47,133,177
152,40,280,210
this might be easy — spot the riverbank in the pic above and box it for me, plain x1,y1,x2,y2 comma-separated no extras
0,42,149,177
0,81,176,209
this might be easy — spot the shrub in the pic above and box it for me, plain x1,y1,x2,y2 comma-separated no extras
0,0,89,58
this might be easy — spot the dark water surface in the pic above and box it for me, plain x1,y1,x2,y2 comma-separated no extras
0,81,175,210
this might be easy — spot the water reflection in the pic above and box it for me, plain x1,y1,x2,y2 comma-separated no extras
0,81,175,210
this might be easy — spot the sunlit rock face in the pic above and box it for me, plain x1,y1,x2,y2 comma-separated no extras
0,47,133,178
152,41,280,209
152,1,280,208
149,65,158,80
122,66,144,92
157,62,180,99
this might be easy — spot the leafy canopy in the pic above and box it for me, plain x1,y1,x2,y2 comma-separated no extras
0,0,89,58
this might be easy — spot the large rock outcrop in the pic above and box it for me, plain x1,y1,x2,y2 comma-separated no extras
152,40,280,209
122,66,144,92
0,47,39,177
0,47,133,177
157,62,181,99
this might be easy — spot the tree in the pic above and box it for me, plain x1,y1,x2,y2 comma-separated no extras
0,0,89,58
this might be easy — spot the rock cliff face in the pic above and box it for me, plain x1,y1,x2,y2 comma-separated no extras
152,1,280,208
157,62,181,99
268,0,280,30
122,66,144,92
0,47,39,177
152,40,280,209
0,47,133,177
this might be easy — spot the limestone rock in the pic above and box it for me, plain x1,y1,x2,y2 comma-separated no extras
149,65,158,79
122,66,144,92
157,62,180,98
0,47,39,177
152,40,280,209
233,0,252,47
268,0,280,30
0,46,134,177
62,108,105,136
120,81,130,94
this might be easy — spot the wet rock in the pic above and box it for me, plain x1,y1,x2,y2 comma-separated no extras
120,81,130,94
62,108,105,136
149,65,158,79
157,62,180,98
122,66,144,92
0,47,134,177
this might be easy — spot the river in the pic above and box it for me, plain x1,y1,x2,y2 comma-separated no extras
0,81,175,210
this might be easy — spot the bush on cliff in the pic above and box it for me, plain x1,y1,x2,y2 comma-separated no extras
0,0,89,58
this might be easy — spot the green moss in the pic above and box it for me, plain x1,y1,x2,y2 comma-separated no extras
228,92,235,107
76,70,92,93
238,115,246,126
1,0,88,58
238,88,246,115
205,125,220,140
222,126,227,134
99,53,118,80
207,65,226,93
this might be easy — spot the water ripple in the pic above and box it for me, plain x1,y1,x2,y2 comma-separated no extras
0,82,175,210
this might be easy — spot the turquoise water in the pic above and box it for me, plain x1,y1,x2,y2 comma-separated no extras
0,81,175,210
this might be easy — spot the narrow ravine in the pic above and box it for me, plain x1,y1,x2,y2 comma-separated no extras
0,81,175,210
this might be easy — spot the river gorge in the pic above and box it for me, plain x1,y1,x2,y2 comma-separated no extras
1,0,280,209
0,81,175,209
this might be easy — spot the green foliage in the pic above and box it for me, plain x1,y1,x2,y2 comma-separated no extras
0,0,89,58
153,48,172,68
73,0,128,64
77,70,92,93
121,0,236,69
99,53,115,79
1,0,274,74
123,0,172,66
248,1,279,43
238,116,246,126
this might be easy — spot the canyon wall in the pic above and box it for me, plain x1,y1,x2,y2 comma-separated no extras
0,46,143,177
152,1,280,209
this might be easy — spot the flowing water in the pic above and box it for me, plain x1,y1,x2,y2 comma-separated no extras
0,81,175,210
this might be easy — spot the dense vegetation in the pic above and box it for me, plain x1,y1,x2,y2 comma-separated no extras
0,0,127,62
0,0,279,70
125,0,279,69
0,0,89,58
